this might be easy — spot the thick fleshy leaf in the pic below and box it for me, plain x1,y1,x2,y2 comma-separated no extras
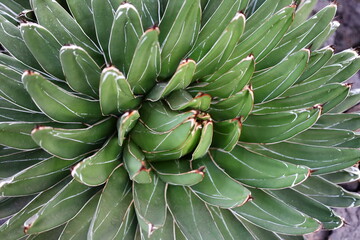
158,0,201,78
150,160,205,186
0,15,41,69
254,83,350,113
88,166,135,240
0,98,49,123
192,55,254,98
211,146,310,189
0,195,35,220
232,188,321,235
212,119,242,152
60,45,101,98
31,0,102,63
314,113,360,131
190,154,251,208
66,0,97,41
0,65,39,111
321,167,360,184
127,27,161,95
189,0,241,62
20,23,64,79
192,12,246,80
0,178,70,239
0,156,77,196
22,71,103,124
257,4,336,69
117,110,140,146
209,87,254,121
26,225,65,240
0,122,39,150
267,189,343,229
133,174,167,236
241,142,360,175
147,59,196,101
287,128,355,146
192,120,213,160
240,106,321,143
0,149,50,178
24,179,97,234
109,3,143,74
128,0,161,29
58,192,100,240
293,176,360,208
167,186,224,240
99,67,141,115
31,118,116,160
251,49,310,103
123,140,152,184
166,91,212,111
71,136,122,186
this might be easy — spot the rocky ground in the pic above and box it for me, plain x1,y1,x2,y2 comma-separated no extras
306,1,360,239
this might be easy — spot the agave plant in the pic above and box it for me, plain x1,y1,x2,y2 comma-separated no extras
0,0,360,239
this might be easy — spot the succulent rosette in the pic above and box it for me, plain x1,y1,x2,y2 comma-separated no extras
0,0,360,239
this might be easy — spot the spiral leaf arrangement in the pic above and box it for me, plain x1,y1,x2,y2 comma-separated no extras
0,0,360,239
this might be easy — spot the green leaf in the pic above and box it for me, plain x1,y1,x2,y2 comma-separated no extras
123,140,152,184
20,23,64,79
314,113,360,131
252,49,310,103
31,0,102,64
268,188,343,229
211,146,310,189
109,3,143,74
0,15,41,69
0,195,35,220
99,67,141,115
88,166,135,240
192,55,254,98
0,178,69,239
24,179,97,234
128,0,161,29
290,0,318,29
147,59,196,101
60,45,101,98
0,156,77,196
26,225,65,240
192,121,213,160
127,27,161,95
71,136,122,186
66,0,97,41
241,142,360,175
58,192,100,240
31,118,116,160
330,89,360,113
254,83,349,114
190,154,251,208
209,88,254,121
0,122,39,150
133,174,167,236
166,91,212,111
159,0,201,78
321,167,360,184
240,107,321,143
0,149,50,178
0,98,49,123
150,160,205,186
207,206,254,239
232,188,321,235
212,119,242,152
167,186,224,240
23,71,103,124
0,65,39,111
189,0,241,62
192,12,246,80
293,176,360,208
258,4,336,69
117,110,140,146
287,128,355,146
